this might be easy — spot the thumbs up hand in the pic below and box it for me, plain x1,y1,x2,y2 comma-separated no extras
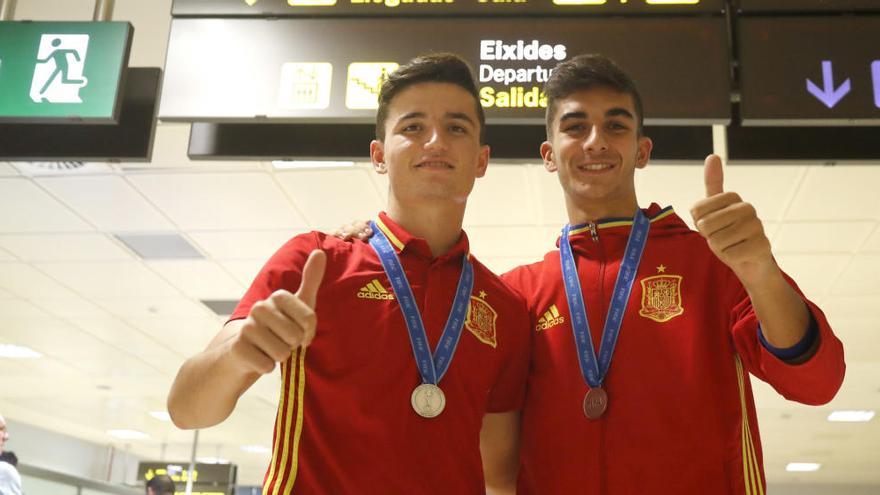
690,155,774,287
231,250,327,375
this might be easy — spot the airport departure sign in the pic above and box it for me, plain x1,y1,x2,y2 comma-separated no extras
159,17,730,124
172,0,724,16
0,22,132,123
738,16,880,125
738,0,880,13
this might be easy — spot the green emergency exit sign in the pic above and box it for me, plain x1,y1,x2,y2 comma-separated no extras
0,21,132,123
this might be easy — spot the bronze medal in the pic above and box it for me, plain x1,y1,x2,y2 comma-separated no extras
583,387,608,419
411,383,446,418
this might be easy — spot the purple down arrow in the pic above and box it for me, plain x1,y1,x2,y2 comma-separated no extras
873,60,880,109
806,60,851,109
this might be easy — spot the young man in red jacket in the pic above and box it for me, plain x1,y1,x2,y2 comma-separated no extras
498,54,845,494
167,54,530,495
334,54,845,494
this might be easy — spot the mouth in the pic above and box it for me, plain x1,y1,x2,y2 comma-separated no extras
576,162,615,173
415,160,454,170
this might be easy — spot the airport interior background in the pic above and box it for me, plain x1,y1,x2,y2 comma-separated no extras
0,0,878,494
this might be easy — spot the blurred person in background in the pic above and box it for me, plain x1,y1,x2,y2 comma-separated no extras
145,474,176,495
0,414,22,495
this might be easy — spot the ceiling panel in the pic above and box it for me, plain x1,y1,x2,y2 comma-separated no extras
125,315,221,358
0,263,81,299
0,247,16,262
773,222,875,254
37,175,177,232
465,165,536,226
93,296,214,320
30,294,115,320
862,225,880,252
831,255,880,296
275,167,384,230
0,163,19,177
775,254,852,300
0,178,94,233
787,167,880,222
187,230,298,260
218,260,265,288
0,233,135,261
146,260,244,299
34,261,181,298
821,295,880,322
835,319,880,363
128,172,307,230
0,298,53,318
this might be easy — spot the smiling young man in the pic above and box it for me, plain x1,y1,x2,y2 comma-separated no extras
498,54,846,494
167,53,529,495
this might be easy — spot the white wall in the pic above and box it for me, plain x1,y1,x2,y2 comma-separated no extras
5,418,141,485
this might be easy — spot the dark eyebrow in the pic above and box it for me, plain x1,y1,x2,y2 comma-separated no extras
606,107,635,120
396,111,426,124
447,112,475,125
559,111,587,123
395,111,475,127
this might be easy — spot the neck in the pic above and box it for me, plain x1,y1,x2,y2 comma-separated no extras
386,198,465,257
566,197,640,225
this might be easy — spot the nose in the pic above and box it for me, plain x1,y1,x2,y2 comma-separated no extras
423,126,450,153
584,126,608,153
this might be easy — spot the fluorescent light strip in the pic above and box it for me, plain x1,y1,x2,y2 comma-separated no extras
786,462,821,472
196,456,229,464
149,411,172,422
828,410,875,422
272,160,355,169
0,344,42,359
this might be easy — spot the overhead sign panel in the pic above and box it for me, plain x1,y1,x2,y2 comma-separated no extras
738,16,880,125
0,68,161,161
172,0,724,17
137,462,236,495
0,22,133,123
160,18,730,124
738,0,880,13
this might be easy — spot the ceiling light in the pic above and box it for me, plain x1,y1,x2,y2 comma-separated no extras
107,429,149,440
828,410,875,422
241,445,270,454
201,299,240,317
196,456,229,464
0,344,42,359
115,233,204,260
272,160,355,169
786,462,821,472
150,411,171,422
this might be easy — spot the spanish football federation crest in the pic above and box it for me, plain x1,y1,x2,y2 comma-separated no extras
639,267,684,323
466,291,497,348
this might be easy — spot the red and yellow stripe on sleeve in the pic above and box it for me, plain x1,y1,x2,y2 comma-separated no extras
735,356,765,495
263,348,307,495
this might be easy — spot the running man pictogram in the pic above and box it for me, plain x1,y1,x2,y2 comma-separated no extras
30,34,90,103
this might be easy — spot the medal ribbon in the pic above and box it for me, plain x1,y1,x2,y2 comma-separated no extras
369,220,474,385
560,210,650,388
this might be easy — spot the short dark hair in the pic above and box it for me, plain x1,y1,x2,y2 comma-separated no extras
146,474,176,495
375,53,486,143
544,54,645,137
0,451,17,467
